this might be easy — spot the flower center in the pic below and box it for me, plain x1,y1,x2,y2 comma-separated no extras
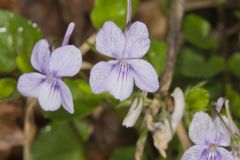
207,144,218,159
112,59,131,81
47,76,57,83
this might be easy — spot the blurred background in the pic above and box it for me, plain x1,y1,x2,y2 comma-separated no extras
0,0,240,160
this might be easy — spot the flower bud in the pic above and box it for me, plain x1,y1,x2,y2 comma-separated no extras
122,97,143,128
171,87,185,130
216,97,224,112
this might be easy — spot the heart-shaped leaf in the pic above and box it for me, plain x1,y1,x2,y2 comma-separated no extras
182,14,218,49
91,0,139,29
177,48,225,78
0,10,42,72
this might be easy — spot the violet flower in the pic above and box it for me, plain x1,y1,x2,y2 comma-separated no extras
182,112,234,160
89,1,159,100
17,22,82,113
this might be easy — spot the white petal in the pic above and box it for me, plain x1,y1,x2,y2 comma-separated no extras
31,39,50,74
89,61,112,94
122,97,143,128
181,145,208,160
58,79,74,114
49,45,82,77
189,112,216,145
127,59,159,92
17,72,46,97
96,21,125,58
124,21,150,58
38,79,62,111
106,60,134,100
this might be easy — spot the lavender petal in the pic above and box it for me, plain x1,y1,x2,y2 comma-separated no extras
31,39,51,74
49,45,82,77
217,147,235,160
89,61,113,94
181,145,207,160
189,112,216,145
106,60,134,100
214,116,231,147
58,79,74,114
38,79,62,111
127,59,159,92
17,72,46,97
96,21,125,58
124,21,150,58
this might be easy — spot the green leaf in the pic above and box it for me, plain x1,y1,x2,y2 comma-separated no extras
31,121,85,160
0,10,42,72
182,14,218,49
234,11,240,21
72,119,91,142
0,78,16,99
178,48,225,78
91,0,139,29
16,54,34,72
43,80,106,120
148,39,167,75
227,52,240,78
185,87,210,112
110,146,136,160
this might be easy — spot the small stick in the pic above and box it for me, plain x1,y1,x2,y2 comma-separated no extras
79,33,96,56
160,0,185,96
176,121,191,150
135,134,147,160
23,98,37,160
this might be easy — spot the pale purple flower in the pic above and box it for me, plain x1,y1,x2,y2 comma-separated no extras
17,22,82,113
182,112,234,160
89,21,159,100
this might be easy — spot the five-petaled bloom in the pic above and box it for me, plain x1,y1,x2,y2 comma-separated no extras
17,22,82,113
182,112,234,160
90,21,159,100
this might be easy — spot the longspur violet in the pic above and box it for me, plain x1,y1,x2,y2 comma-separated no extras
181,112,234,160
89,0,159,100
17,22,82,113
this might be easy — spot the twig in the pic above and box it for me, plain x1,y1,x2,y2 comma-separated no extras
176,121,191,150
81,62,93,70
160,0,185,96
23,98,37,160
185,0,216,11
79,33,96,56
185,0,240,11
78,33,96,70
135,134,147,160
162,0,192,151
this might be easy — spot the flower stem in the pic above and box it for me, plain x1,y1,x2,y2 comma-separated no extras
126,0,132,27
